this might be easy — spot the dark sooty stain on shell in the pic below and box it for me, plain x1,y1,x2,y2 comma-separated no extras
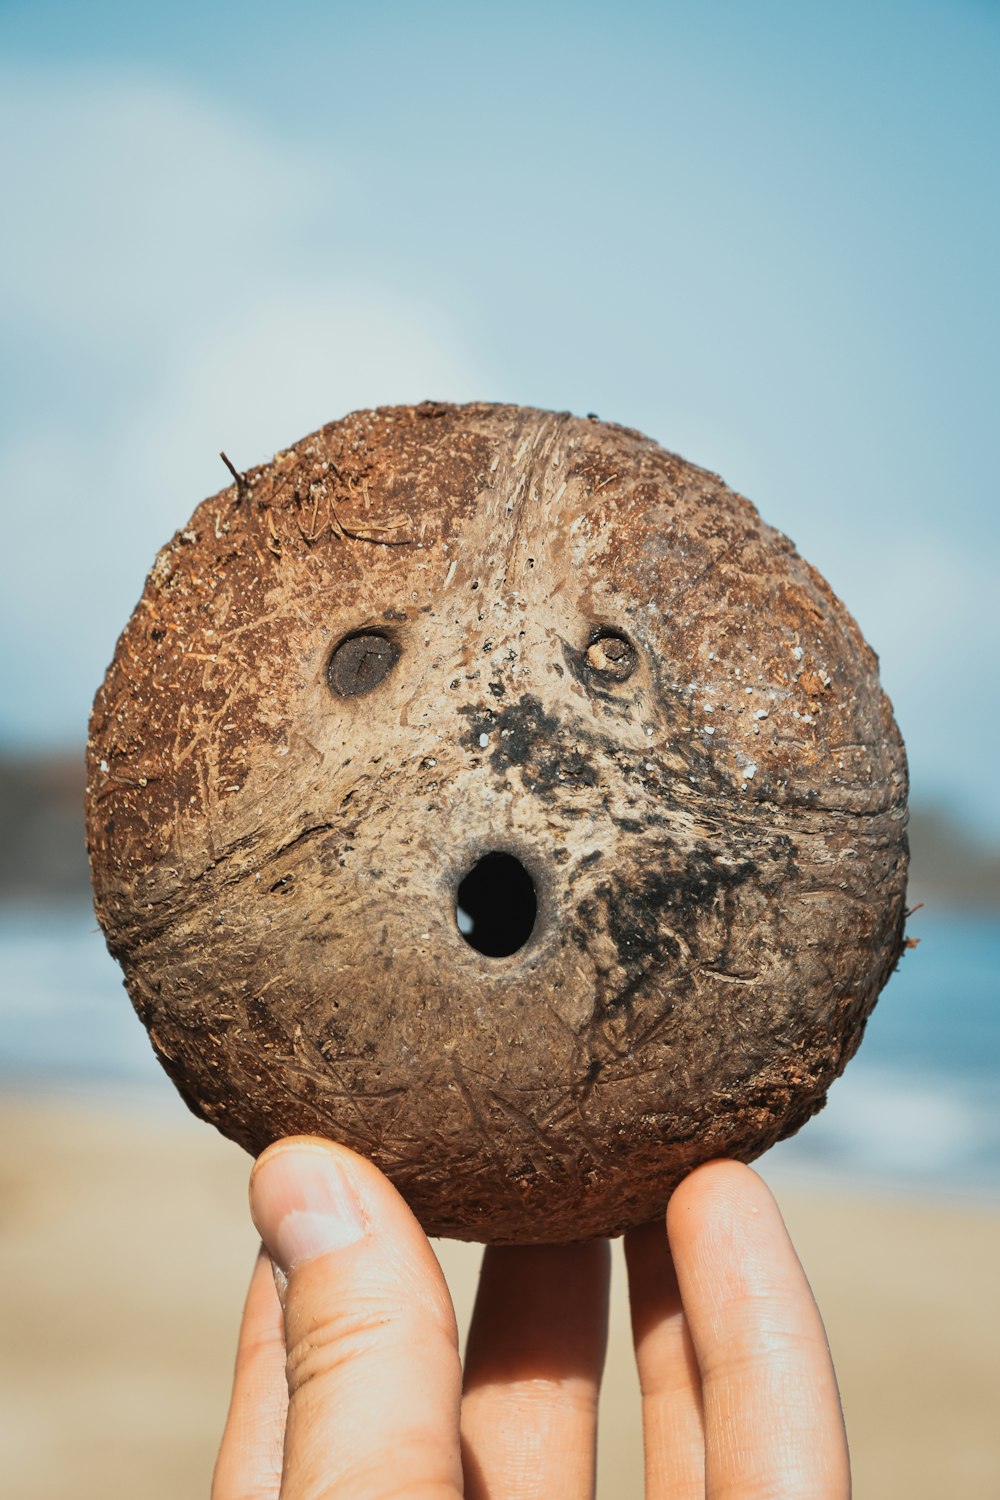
86,402,910,1243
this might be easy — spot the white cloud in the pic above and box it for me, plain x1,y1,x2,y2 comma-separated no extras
121,288,494,493
845,534,999,679
0,62,492,744
818,532,1000,830
0,62,330,347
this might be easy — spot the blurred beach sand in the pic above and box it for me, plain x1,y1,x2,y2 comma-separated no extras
2,1091,998,1499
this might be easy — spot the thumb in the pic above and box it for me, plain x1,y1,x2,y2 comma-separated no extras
250,1136,464,1500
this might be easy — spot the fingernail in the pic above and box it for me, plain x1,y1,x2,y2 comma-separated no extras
250,1144,367,1274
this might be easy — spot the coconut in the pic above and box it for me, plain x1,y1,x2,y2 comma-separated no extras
86,402,908,1243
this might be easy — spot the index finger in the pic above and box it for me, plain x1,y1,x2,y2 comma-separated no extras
212,1246,287,1500
667,1161,850,1500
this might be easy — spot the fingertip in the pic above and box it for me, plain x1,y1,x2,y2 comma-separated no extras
247,1135,455,1332
250,1135,418,1221
249,1135,402,1229
249,1137,368,1275
249,1133,364,1188
674,1156,764,1194
668,1158,769,1224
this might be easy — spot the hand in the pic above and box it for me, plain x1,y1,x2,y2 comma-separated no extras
212,1141,850,1498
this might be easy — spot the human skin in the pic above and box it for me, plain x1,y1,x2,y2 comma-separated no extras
212,1143,850,1498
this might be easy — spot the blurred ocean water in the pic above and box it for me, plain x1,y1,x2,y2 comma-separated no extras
1,904,997,1199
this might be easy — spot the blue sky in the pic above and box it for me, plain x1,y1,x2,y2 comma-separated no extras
1,0,998,833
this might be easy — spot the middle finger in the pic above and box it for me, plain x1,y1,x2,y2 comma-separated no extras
625,1219,706,1500
461,1239,611,1500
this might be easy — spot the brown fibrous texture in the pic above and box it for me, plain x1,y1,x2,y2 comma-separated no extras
87,403,909,1242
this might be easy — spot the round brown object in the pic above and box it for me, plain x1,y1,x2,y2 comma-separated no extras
86,402,909,1243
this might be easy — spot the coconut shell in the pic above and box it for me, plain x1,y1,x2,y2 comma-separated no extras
86,402,908,1243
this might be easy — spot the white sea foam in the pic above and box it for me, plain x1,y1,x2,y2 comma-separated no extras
764,1064,1000,1195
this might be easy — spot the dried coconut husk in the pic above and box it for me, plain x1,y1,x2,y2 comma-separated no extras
87,403,909,1243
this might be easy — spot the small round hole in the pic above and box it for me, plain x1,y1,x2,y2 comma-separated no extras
327,630,400,697
456,851,537,958
585,629,637,681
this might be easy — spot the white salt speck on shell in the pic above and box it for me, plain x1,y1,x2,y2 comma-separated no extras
793,645,804,661
478,732,489,748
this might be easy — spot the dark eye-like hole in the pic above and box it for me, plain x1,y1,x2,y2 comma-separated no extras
456,852,537,957
327,630,400,697
585,629,638,682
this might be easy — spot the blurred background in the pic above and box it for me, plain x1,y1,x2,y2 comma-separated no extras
1,1,997,1496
